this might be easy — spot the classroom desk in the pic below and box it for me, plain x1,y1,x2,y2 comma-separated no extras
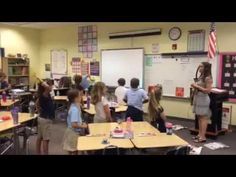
77,136,134,151
87,122,188,151
131,133,189,149
88,122,119,135
83,104,127,115
0,112,37,132
88,121,158,135
0,99,19,109
53,96,68,101
53,88,70,96
9,92,32,97
53,95,87,102
0,112,38,154
129,122,188,148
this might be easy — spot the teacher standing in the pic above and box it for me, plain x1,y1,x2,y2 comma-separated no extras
191,62,213,143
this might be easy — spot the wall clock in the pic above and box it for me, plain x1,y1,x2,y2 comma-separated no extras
169,27,182,41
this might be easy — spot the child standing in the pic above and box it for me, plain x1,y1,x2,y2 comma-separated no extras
115,78,127,105
124,78,148,121
73,74,85,107
148,84,166,132
0,72,10,91
36,79,55,155
63,89,87,155
91,82,112,123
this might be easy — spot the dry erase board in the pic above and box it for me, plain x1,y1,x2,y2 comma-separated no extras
144,54,218,98
218,53,236,101
101,48,144,87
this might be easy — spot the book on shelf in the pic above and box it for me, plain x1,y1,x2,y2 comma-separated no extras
21,67,28,75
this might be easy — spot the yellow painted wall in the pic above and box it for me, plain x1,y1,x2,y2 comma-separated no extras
39,22,236,125
0,24,40,85
2,22,235,125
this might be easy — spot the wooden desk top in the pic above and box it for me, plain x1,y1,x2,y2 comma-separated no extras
131,121,160,135
53,87,69,90
53,96,87,102
9,92,32,96
85,122,188,151
77,136,134,151
83,104,127,115
88,122,119,135
0,112,37,132
88,121,158,135
131,133,189,148
0,99,19,107
53,96,68,101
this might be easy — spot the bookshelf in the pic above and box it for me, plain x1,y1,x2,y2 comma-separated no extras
2,57,30,90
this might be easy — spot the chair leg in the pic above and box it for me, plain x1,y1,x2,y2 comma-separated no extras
26,139,30,155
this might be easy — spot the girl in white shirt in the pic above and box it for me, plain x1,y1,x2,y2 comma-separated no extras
91,82,112,123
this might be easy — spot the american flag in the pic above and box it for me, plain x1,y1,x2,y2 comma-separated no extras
207,22,217,59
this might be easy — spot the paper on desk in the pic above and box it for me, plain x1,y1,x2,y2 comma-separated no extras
138,132,156,137
204,142,229,150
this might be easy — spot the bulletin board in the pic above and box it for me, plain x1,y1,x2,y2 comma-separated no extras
218,53,236,101
51,49,68,75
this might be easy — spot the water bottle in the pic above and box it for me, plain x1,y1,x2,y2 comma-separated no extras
29,100,35,117
2,91,7,103
11,91,16,101
11,106,19,124
166,122,173,135
56,90,60,96
126,117,132,131
126,117,133,139
86,95,91,109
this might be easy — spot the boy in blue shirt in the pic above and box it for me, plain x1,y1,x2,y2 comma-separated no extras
63,89,87,155
124,78,148,121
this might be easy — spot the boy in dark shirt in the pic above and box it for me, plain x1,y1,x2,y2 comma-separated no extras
36,78,55,155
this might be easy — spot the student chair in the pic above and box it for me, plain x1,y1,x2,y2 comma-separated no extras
0,133,14,155
165,146,191,155
102,145,120,155
17,117,38,155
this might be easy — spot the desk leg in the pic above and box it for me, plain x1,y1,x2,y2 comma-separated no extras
13,128,20,155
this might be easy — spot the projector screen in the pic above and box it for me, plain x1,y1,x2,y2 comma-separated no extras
101,48,144,88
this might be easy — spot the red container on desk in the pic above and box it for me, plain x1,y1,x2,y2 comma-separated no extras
166,122,173,135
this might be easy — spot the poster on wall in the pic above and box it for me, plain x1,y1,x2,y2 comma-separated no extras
45,64,51,71
218,53,236,101
222,106,232,130
90,61,99,76
152,43,159,53
81,61,89,75
175,87,184,97
51,49,67,75
78,25,97,58
71,57,81,74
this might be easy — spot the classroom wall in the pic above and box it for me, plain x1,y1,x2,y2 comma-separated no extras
39,22,236,125
0,24,41,85
2,22,236,125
